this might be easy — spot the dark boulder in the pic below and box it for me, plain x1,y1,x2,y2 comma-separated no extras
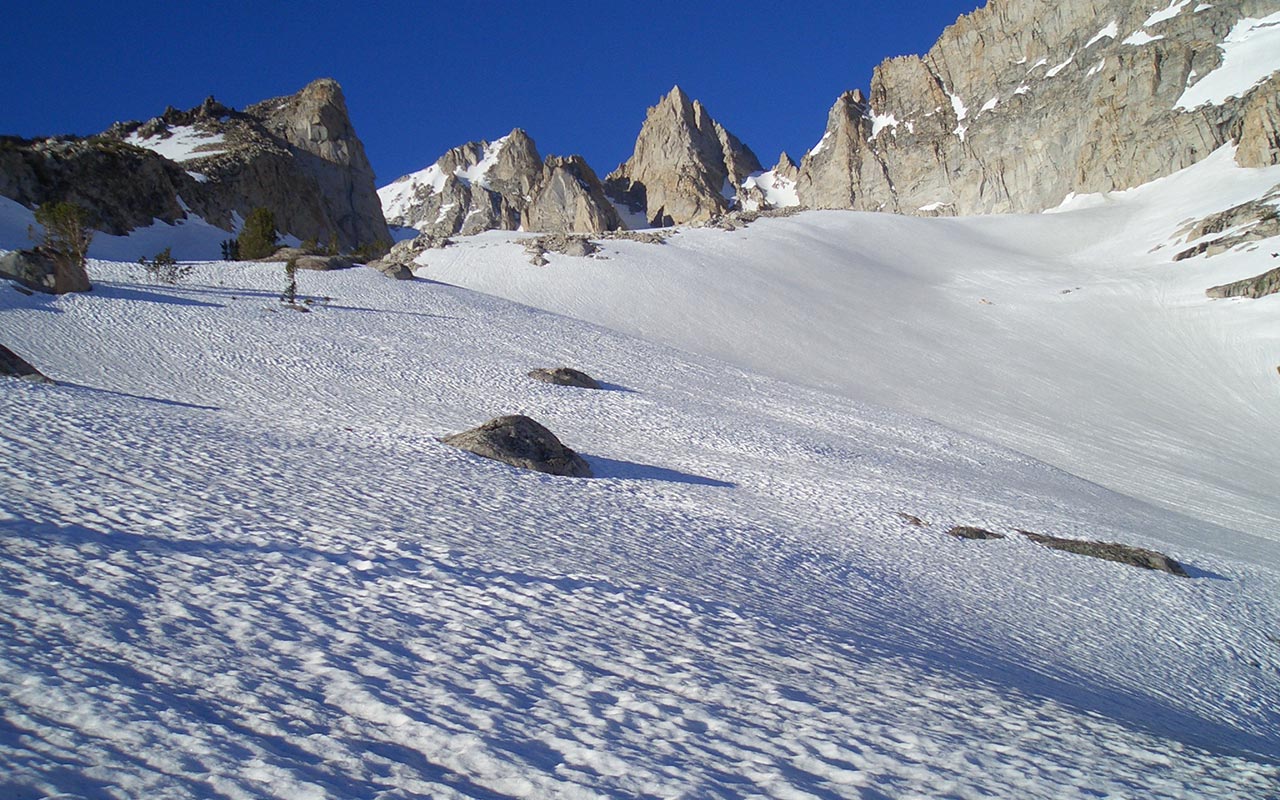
441,415,592,478
527,367,601,390
0,246,91,294
1018,530,1188,576
0,344,53,383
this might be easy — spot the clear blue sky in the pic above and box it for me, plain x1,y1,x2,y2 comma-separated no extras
2,1,981,185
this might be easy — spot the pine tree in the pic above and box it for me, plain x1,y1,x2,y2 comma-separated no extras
237,207,278,260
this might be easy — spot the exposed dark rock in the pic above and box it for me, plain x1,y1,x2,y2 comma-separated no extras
366,259,414,280
1175,185,1280,262
0,344,53,383
1206,264,1280,299
528,367,601,389
442,415,592,478
896,512,928,527
0,246,91,294
1018,530,1188,576
946,525,1005,540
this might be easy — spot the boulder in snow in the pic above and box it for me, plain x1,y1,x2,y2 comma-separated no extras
0,246,91,294
1018,530,1188,576
528,367,601,390
442,415,592,478
0,344,53,383
946,525,1005,540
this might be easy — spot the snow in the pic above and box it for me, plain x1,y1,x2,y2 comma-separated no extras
1014,84,1031,94
1087,58,1108,76
1045,55,1075,77
378,136,512,221
124,125,226,163
1123,29,1165,45
978,97,999,114
1086,20,1119,47
1144,0,1193,27
917,201,951,212
868,111,899,139
740,170,800,211
4,147,1280,800
1174,11,1280,109
948,91,968,139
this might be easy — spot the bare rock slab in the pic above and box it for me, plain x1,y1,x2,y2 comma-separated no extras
1019,530,1188,577
442,415,592,478
946,525,1005,540
527,367,600,389
0,344,53,383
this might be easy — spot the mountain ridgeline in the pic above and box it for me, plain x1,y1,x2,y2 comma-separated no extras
1,0,1276,249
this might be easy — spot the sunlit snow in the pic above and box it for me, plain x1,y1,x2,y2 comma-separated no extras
1174,11,1280,109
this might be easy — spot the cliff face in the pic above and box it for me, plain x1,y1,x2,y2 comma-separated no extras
605,86,763,226
798,0,1280,215
0,79,390,250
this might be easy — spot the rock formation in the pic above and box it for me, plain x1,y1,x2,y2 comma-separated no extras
605,86,763,226
0,344,53,383
0,79,389,251
380,130,622,236
0,246,91,294
797,0,1280,215
527,367,601,389
441,415,593,478
1019,530,1189,576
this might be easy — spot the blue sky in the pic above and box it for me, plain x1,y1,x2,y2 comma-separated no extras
2,1,981,184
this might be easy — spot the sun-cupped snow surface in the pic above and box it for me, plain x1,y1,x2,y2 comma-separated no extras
3,252,1280,798
420,147,1280,551
1174,11,1280,109
124,125,227,163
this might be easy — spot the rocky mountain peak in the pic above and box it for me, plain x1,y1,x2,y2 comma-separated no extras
380,129,622,237
796,0,1280,216
774,152,799,179
606,87,762,226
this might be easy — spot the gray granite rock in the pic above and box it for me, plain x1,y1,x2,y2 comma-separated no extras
0,246,91,294
0,344,53,383
442,415,592,478
528,367,601,389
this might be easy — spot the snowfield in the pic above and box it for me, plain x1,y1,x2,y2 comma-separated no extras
3,151,1280,797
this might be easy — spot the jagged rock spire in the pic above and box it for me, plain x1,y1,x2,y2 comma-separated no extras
605,86,763,226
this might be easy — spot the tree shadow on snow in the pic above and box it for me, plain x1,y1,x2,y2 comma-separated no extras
94,282,223,308
585,454,735,487
58,381,220,411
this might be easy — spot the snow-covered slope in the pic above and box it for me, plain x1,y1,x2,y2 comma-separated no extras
417,147,1280,553
2,248,1279,797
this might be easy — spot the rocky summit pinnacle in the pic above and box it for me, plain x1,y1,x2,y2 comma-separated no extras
796,0,1280,216
0,77,389,251
605,86,763,226
380,129,622,236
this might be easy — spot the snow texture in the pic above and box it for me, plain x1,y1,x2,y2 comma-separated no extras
1086,20,1120,47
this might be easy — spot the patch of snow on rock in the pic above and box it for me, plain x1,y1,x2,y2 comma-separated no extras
124,126,226,163
1123,30,1165,45
1174,12,1280,109
1087,21,1120,47
1144,0,1193,27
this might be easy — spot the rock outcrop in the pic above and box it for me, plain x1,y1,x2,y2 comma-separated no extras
527,367,601,389
797,0,1280,215
380,130,622,236
0,344,53,383
0,79,389,252
442,415,593,478
605,86,763,226
0,247,91,294
1019,530,1189,576
1206,263,1280,298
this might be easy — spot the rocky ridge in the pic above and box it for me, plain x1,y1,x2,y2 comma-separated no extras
379,130,622,237
605,86,764,226
796,0,1280,215
0,79,389,251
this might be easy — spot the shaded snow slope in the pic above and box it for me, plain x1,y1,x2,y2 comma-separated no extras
2,260,1278,798
418,147,1280,552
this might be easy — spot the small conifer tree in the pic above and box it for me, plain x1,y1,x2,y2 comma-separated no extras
31,201,94,291
237,207,278,260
